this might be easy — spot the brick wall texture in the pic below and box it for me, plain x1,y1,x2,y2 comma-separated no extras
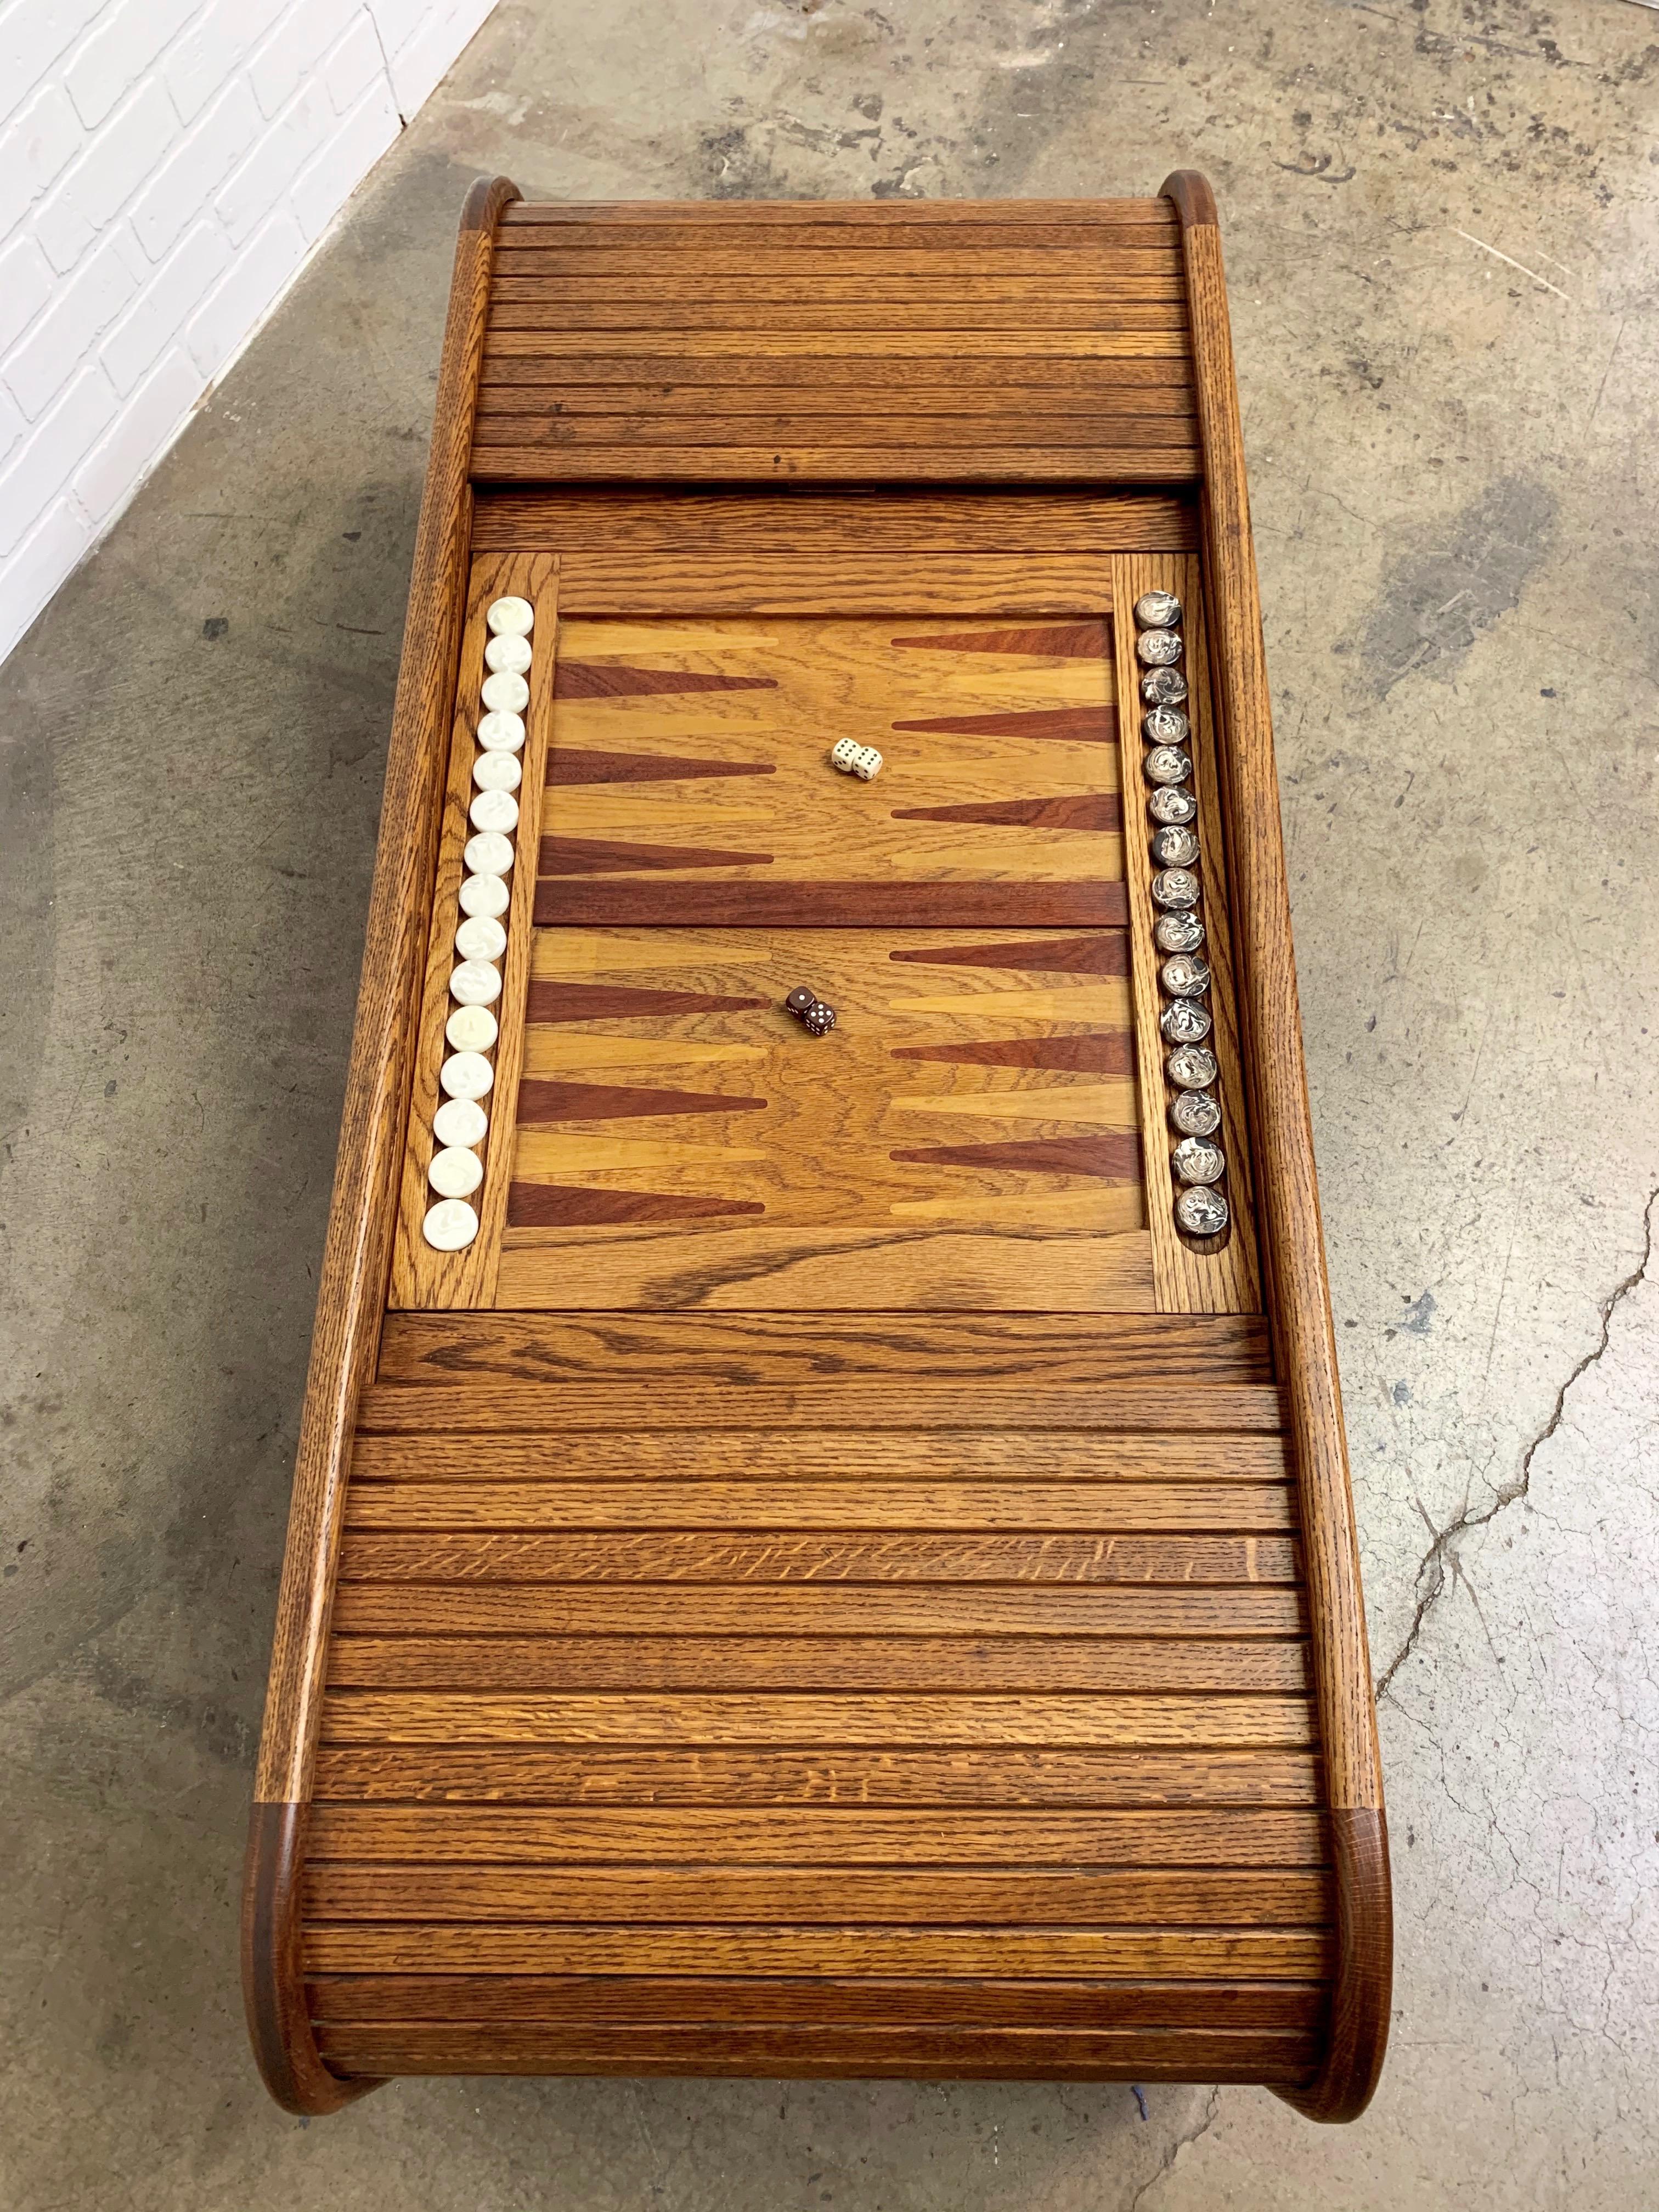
0,0,499,662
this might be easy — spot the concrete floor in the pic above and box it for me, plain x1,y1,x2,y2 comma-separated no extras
4,0,1658,2202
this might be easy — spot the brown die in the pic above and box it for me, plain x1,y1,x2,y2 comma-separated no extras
784,985,837,1037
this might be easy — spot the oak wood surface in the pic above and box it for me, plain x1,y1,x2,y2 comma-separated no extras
310,2022,1319,2081
303,1803,1328,1865
303,1923,1331,1979
373,1309,1273,1385
387,552,556,1309
475,200,1195,486
494,924,1148,1312
351,1380,1286,1430
328,1583,1309,1639
304,1863,1329,1925
304,1972,1323,2025
248,176,1388,2120
311,1743,1324,1805
470,488,1199,549
535,618,1124,898
1164,166,1389,2121
1110,550,1261,1312
348,1429,1291,1480
340,1480,1295,1531
325,1635,1311,1692
335,1530,1300,1587
548,552,1120,615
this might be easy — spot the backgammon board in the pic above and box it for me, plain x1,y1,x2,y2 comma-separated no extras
244,177,1390,2121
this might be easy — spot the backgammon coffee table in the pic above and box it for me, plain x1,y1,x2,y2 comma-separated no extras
244,175,1390,2121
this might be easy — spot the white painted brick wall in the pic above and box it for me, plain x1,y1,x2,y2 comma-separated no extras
0,0,500,665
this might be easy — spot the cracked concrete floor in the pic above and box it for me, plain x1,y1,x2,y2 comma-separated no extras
4,0,1658,2204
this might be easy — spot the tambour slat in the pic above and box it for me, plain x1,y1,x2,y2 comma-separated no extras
373,1310,1273,1386
349,1431,1290,1482
353,1381,1286,1431
489,275,1190,306
471,414,1199,452
340,1481,1295,1532
311,2021,1320,2080
303,1804,1330,1866
310,1745,1324,1805
328,1582,1308,1639
473,447,1200,484
303,1864,1331,1926
473,383,1198,419
317,1690,1315,1748
304,1971,1325,2026
477,358,1193,394
337,1530,1300,1584
325,1636,1311,1692
469,487,1198,545
488,250,1188,278
302,1923,1332,1978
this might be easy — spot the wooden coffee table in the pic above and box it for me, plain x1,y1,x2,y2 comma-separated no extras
244,176,1390,2123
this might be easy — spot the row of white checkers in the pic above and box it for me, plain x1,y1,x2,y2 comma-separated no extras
421,593,534,1251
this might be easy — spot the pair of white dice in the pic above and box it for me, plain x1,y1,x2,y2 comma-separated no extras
830,737,882,781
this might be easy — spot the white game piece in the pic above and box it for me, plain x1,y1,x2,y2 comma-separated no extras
476,710,525,753
484,633,532,676
473,749,522,793
455,913,507,963
450,958,502,1006
422,1197,478,1250
428,1145,484,1198
445,1003,498,1053
433,1094,488,1147
464,831,514,876
439,1051,494,1100
479,670,529,715
469,788,519,834
487,596,533,637
458,871,510,919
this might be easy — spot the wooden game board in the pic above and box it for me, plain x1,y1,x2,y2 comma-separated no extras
244,177,1390,2122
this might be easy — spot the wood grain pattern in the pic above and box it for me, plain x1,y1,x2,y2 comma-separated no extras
318,1689,1313,1748
372,1310,1274,1386
552,551,1118,615
1110,550,1260,1313
309,2021,1319,2082
244,172,520,2119
304,1803,1329,1865
388,552,556,1309
249,178,1387,2119
497,199,1180,228
335,1531,1299,1587
496,926,1147,1310
471,488,1199,553
304,1863,1329,1925
471,202,1195,487
534,614,1121,909
304,1972,1323,2028
475,445,1194,483
311,1743,1323,1806
1164,167,1389,2120
351,1380,1285,1433
348,1426,1291,1485
329,1583,1308,1640
341,1480,1296,1532
325,1635,1311,1692
304,1922,1329,1978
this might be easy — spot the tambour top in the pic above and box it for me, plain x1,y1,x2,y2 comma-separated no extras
472,198,1200,486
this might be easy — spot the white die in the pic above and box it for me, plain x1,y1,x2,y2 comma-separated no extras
830,738,883,781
